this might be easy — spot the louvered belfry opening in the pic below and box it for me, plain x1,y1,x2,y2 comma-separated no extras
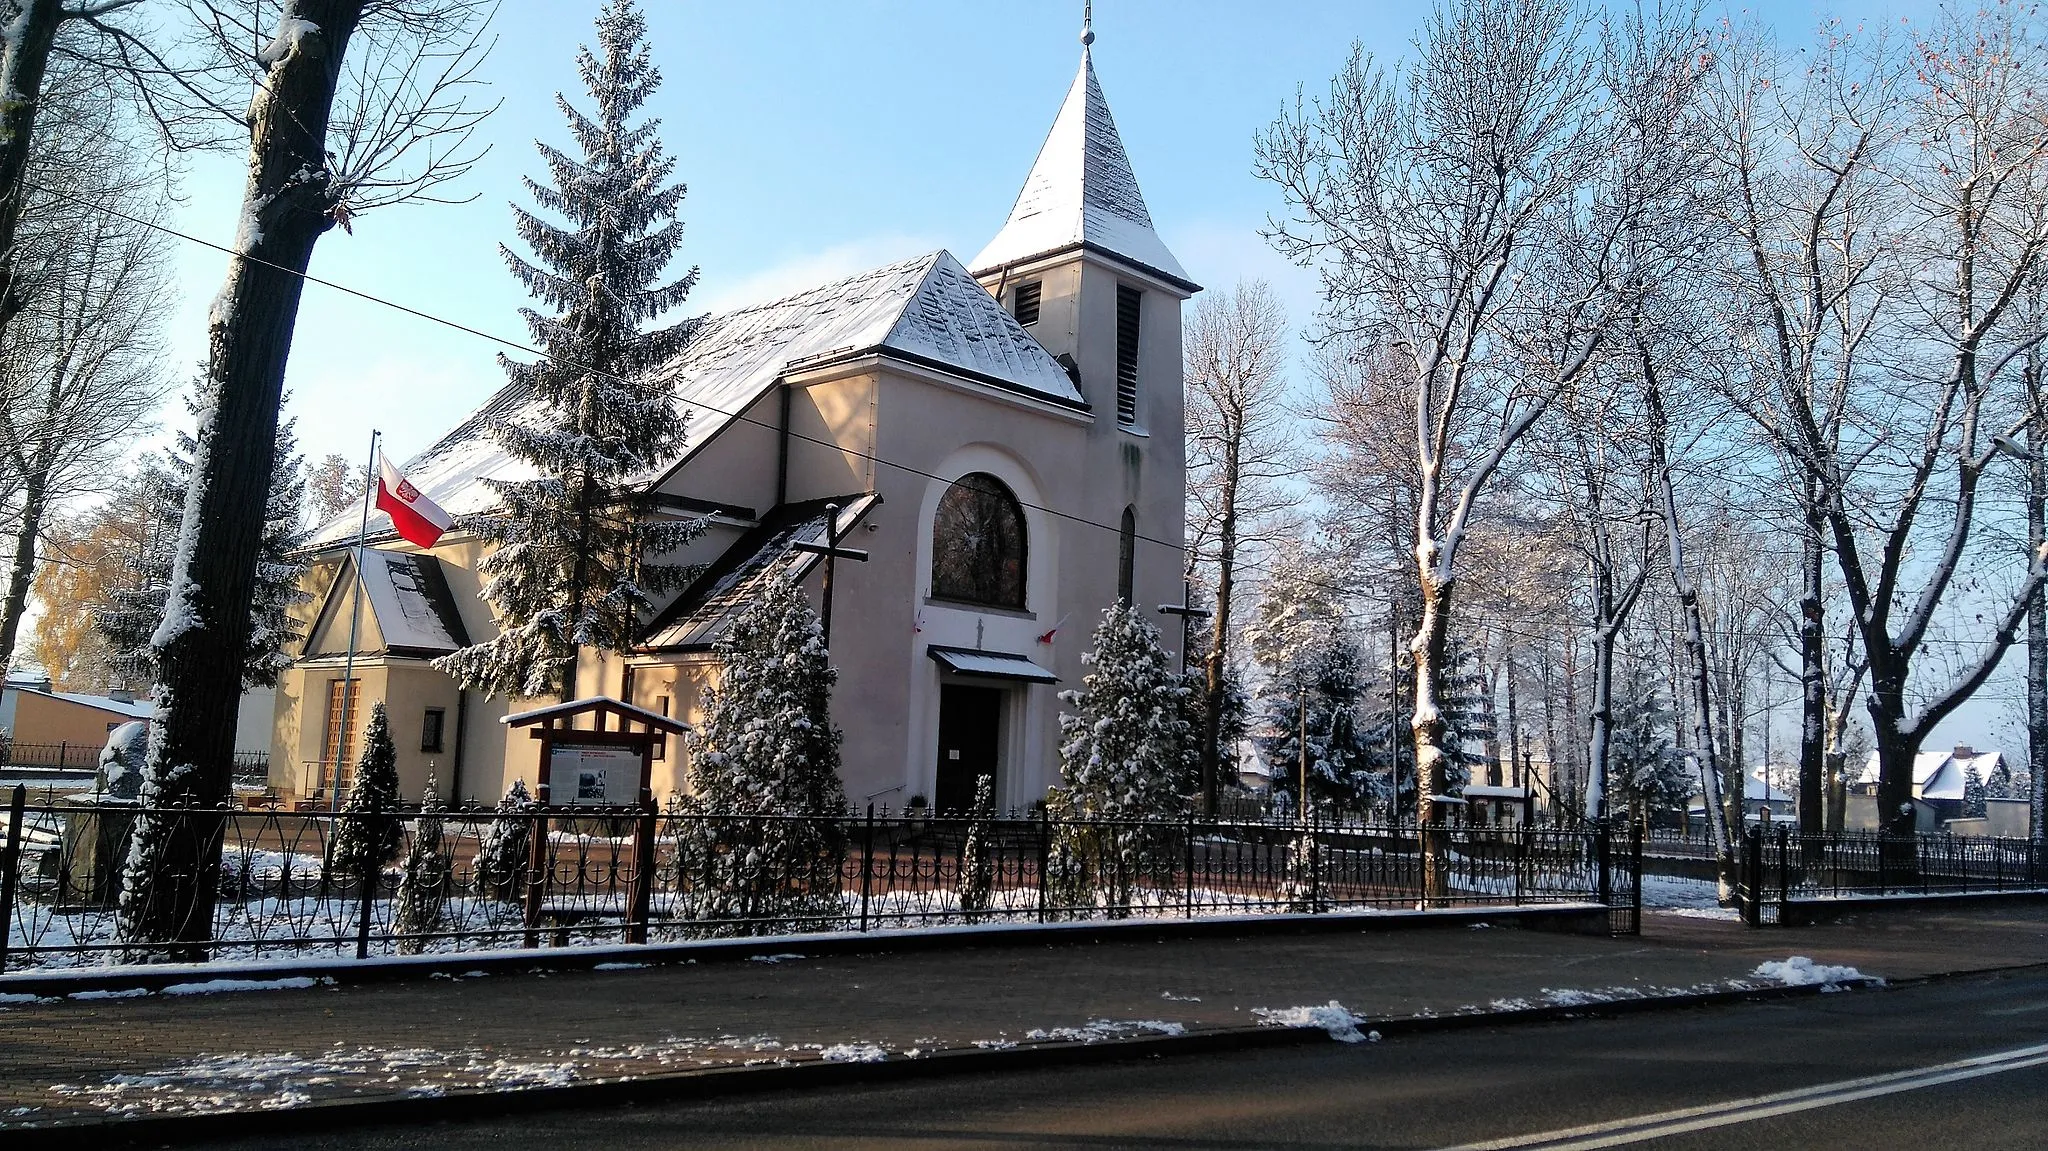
1012,280,1042,326
1115,284,1142,424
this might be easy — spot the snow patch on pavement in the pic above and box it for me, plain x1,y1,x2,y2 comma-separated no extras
1752,956,1877,988
162,977,327,996
819,1044,888,1063
1252,1000,1375,1043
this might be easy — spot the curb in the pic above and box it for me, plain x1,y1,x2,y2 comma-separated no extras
0,902,1610,999
7,970,1930,1148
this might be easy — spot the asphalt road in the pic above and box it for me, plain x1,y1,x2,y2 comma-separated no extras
179,967,2048,1150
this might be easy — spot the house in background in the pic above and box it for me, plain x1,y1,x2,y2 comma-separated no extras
267,32,1194,813
0,676,153,769
1849,745,2012,831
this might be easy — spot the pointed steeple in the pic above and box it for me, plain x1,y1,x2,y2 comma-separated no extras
970,35,1195,292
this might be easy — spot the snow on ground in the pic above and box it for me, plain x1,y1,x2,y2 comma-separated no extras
1251,1001,1376,1043
818,1044,888,1063
1020,1019,1186,1043
1752,956,1877,987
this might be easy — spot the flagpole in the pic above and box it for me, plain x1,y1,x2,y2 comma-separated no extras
335,428,381,807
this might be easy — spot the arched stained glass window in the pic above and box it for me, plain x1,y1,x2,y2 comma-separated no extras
931,473,1027,609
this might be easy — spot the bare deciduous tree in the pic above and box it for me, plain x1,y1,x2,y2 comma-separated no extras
1185,280,1296,812
121,0,495,960
1257,0,1709,894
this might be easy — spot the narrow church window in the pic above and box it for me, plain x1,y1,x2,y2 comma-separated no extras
1118,506,1136,603
1116,285,1142,424
931,473,1028,609
421,707,445,753
1013,280,1042,326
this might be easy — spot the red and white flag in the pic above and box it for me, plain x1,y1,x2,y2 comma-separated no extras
374,451,453,549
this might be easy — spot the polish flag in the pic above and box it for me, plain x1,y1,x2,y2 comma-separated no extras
374,451,453,549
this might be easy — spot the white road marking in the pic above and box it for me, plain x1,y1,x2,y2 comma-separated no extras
1435,1040,2048,1150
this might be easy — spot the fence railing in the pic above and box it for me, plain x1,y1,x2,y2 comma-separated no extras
1735,824,2048,926
0,790,1637,970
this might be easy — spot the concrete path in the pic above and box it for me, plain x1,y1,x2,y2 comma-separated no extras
2,905,2044,1133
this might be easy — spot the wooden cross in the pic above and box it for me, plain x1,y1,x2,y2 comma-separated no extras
1157,578,1212,676
793,502,869,647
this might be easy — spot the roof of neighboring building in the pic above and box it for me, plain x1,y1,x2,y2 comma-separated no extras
16,688,154,721
306,252,1077,551
969,46,1195,292
1856,747,2002,801
1744,770,1793,804
637,495,879,652
311,549,472,658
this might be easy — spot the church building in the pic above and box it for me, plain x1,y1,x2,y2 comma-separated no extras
266,29,1198,813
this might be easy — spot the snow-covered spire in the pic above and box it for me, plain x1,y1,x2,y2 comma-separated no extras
969,38,1194,291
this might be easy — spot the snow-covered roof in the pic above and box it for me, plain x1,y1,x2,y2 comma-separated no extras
35,690,153,720
969,47,1196,293
1855,747,2002,801
638,495,879,652
307,252,1078,551
1744,769,1792,804
350,549,470,657
1463,785,1532,801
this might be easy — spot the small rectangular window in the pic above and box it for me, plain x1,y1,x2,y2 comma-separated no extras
653,695,670,761
421,707,445,753
1012,280,1042,327
1115,285,1142,424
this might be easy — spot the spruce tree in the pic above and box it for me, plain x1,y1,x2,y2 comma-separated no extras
1256,638,1377,815
1049,603,1189,915
436,0,702,701
681,573,847,932
475,777,535,901
94,408,309,690
394,774,451,955
327,703,402,890
1609,659,1689,821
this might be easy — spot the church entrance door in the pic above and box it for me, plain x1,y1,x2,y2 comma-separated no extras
935,684,1002,813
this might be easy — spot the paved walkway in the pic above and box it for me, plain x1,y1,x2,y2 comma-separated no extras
3,906,2045,1129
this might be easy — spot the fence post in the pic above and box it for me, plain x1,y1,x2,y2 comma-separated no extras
354,795,383,960
1742,827,1764,928
1513,825,1526,907
57,742,66,770
522,807,550,949
1037,806,1051,924
858,804,874,934
627,800,656,945
1630,818,1643,936
0,785,24,973
1775,824,1791,924
1183,811,1196,919
1596,821,1612,908
1308,813,1322,914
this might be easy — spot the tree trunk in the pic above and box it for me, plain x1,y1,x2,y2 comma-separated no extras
1585,616,1617,823
0,0,61,336
1198,435,1240,815
2029,394,2045,846
1410,549,1452,901
1798,493,1826,839
122,1,361,961
1504,649,1520,790
0,462,48,675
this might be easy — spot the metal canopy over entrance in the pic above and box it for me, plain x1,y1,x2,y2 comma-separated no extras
926,646,1058,683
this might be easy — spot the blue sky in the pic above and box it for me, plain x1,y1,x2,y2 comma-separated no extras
149,0,2021,753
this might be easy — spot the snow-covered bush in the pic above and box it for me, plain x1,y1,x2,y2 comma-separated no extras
958,774,995,921
326,703,401,889
393,775,450,954
678,573,847,934
474,777,534,901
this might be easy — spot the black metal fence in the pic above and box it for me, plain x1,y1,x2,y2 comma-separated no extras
1735,824,2047,926
0,789,1638,970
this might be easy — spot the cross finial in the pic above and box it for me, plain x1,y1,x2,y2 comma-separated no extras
1081,0,1094,46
